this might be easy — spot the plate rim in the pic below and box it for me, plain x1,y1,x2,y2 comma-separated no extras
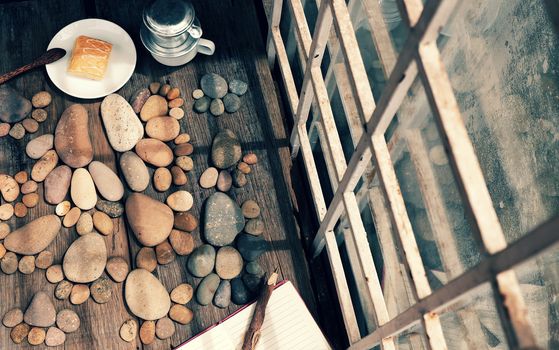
46,18,137,99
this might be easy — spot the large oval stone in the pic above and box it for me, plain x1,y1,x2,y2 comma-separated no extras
204,192,245,246
70,168,97,210
55,104,93,168
145,117,180,142
31,150,58,182
211,129,242,169
23,292,56,327
44,165,72,205
4,215,61,255
200,73,228,99
120,151,150,192
140,95,168,122
187,244,215,278
88,161,124,201
125,269,171,321
126,193,173,247
26,134,54,159
0,86,31,123
135,138,173,167
63,233,107,283
100,94,144,152
215,246,243,280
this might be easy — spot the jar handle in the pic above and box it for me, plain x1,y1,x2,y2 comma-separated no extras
197,38,215,56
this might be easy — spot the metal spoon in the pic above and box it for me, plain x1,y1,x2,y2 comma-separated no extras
0,48,66,85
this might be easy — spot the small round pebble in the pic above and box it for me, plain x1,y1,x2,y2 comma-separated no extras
11,323,30,344
199,167,218,189
216,170,232,192
22,192,39,207
46,265,64,283
140,320,156,345
153,167,172,192
22,118,39,133
171,166,188,186
93,211,113,235
192,89,204,99
14,170,28,184
136,247,157,272
232,169,247,187
3,308,23,328
176,156,194,171
166,87,180,100
174,143,193,156
45,327,66,347
169,229,194,256
169,304,193,325
18,255,35,274
149,82,161,94
194,96,211,113
244,218,264,235
63,207,81,227
36,251,54,269
13,203,26,218
9,123,25,139
56,309,80,333
214,280,231,308
0,243,5,259
246,261,265,276
70,284,90,305
242,200,260,218
1,252,18,274
215,246,243,280
169,107,184,119
96,200,124,218
55,201,71,216
32,91,52,108
243,153,258,165
120,319,138,343
223,93,241,113
0,123,10,137
155,317,175,340
158,84,171,96
168,97,184,108
31,109,48,122
209,99,225,116
21,180,38,194
237,161,251,174
55,280,73,300
156,241,176,265
76,212,94,235
170,283,194,304
0,203,14,221
229,79,248,96
106,257,129,282
90,276,112,304
166,190,193,212
28,327,46,345
174,133,191,144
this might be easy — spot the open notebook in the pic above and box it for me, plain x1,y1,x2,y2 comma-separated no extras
177,280,332,350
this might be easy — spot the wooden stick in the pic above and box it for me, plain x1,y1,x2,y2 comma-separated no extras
242,268,279,350
0,48,66,85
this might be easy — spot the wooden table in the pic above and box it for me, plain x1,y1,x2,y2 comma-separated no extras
0,0,316,348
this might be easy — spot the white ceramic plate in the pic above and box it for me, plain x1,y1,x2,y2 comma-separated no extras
46,18,136,99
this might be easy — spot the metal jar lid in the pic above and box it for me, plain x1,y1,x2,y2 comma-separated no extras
143,0,202,38
140,22,199,57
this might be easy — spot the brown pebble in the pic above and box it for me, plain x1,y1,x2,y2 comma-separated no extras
169,107,184,120
175,156,193,171
22,193,39,208
199,167,219,189
170,283,194,304
90,276,112,304
31,109,48,122
166,87,180,100
45,327,66,347
0,123,10,137
159,84,171,96
14,171,28,184
55,201,71,216
1,251,18,274
18,255,35,274
149,82,161,94
105,257,129,282
63,207,81,228
140,320,156,345
156,241,176,265
171,166,187,186
28,327,46,345
174,212,198,232
120,319,138,343
153,167,172,192
243,153,258,165
136,247,157,272
70,284,90,305
46,265,64,283
56,309,80,333
168,97,184,108
21,180,38,194
242,200,260,219
55,280,73,300
232,169,247,187
3,308,23,328
237,161,251,174
9,123,25,139
0,203,14,220
174,133,190,144
32,91,52,108
216,170,233,192
10,323,30,344
0,222,10,239
155,317,175,339
0,243,5,259
169,229,194,255
22,118,39,133
174,143,193,156
14,202,27,218
36,251,54,269
93,211,113,235
169,304,193,325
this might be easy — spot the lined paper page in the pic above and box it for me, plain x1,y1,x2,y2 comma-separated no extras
178,281,331,350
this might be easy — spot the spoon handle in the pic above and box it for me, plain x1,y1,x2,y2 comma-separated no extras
0,48,66,85
0,61,43,85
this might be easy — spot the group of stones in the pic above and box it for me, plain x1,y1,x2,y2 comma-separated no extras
3,291,80,346
193,73,247,116
0,86,50,140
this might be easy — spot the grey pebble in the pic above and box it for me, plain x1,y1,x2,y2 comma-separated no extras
242,273,262,293
245,261,264,277
236,233,267,261
209,99,225,116
196,273,220,306
213,280,231,308
201,73,228,99
223,93,241,113
194,96,211,113
96,200,124,218
231,277,250,305
9,123,25,140
229,79,248,96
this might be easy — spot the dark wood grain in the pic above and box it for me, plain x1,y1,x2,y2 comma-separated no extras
0,0,319,349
